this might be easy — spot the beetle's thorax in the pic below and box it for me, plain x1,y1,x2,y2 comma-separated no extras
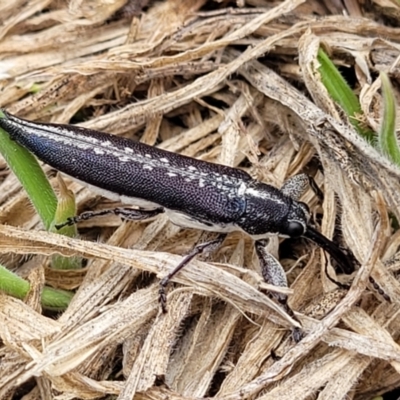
237,181,309,239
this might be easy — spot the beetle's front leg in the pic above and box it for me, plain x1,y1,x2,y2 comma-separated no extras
281,173,323,202
255,239,302,335
255,239,288,303
280,174,309,201
159,233,227,313
55,207,164,229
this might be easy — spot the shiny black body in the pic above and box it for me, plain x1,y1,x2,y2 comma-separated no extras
0,110,355,276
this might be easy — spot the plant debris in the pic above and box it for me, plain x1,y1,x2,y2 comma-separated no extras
1,1,400,399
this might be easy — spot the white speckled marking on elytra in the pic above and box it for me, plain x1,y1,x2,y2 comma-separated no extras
14,120,99,145
12,116,248,192
93,148,105,155
245,187,285,206
238,181,247,196
21,126,94,151
245,187,271,199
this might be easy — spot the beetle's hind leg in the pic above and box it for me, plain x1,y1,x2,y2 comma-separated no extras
159,233,227,313
55,207,164,229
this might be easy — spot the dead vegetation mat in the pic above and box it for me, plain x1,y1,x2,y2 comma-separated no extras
1,0,400,399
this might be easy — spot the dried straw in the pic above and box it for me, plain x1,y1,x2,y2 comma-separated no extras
1,1,400,399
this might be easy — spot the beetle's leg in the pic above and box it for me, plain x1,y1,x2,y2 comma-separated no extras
280,173,309,201
55,207,164,229
255,239,302,330
281,173,324,202
307,175,324,202
283,175,355,275
159,233,227,313
255,239,287,302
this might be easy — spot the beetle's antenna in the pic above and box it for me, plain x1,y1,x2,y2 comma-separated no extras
304,225,355,275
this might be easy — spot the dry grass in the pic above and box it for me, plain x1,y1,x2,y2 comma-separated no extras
1,0,400,399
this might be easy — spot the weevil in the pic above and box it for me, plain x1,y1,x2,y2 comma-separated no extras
0,110,355,313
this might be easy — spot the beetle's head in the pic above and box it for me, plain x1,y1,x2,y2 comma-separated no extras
279,200,310,238
283,200,355,275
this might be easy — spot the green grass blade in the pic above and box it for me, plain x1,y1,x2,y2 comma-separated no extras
0,264,73,310
317,48,375,143
0,110,82,270
51,175,82,269
0,111,57,230
379,72,400,165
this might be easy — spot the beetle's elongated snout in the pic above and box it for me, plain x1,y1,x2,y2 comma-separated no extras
303,225,355,275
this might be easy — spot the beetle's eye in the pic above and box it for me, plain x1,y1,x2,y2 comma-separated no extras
287,221,304,237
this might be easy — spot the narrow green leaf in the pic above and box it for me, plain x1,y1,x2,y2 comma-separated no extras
317,49,375,143
0,111,82,270
0,111,57,230
51,175,82,269
0,264,73,310
50,174,77,237
379,72,400,165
